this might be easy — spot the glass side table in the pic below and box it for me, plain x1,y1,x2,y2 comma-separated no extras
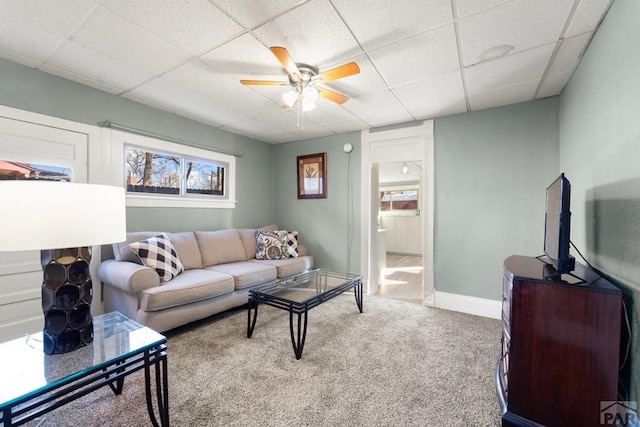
0,312,168,426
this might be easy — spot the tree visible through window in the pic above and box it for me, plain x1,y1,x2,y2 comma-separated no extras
125,147,226,197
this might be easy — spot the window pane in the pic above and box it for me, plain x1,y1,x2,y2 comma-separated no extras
0,160,71,181
391,190,418,210
126,148,180,194
380,191,391,211
186,160,225,196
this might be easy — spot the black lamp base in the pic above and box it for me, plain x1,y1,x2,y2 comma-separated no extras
41,247,94,355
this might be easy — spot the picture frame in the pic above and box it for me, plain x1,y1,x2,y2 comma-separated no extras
297,153,326,199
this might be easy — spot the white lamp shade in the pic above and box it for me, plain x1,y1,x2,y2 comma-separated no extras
0,181,126,251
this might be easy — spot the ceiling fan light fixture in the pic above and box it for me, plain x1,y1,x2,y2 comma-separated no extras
282,89,298,108
302,85,318,103
302,100,316,112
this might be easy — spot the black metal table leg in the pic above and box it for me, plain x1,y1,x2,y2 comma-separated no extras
354,279,363,313
289,308,309,360
247,299,258,338
144,348,169,427
106,360,125,395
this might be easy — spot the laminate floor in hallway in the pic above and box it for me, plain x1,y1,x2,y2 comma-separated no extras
374,253,423,305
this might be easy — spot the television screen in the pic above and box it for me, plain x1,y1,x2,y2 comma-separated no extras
543,173,575,273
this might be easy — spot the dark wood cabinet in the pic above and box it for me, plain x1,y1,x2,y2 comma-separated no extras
497,255,622,427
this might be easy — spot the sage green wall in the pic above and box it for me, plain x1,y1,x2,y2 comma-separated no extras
272,133,361,274
434,98,560,300
559,0,640,405
0,57,274,231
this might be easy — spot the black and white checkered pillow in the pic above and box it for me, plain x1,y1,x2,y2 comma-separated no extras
129,233,184,282
285,231,299,258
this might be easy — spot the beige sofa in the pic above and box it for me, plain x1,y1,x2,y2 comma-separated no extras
97,226,313,332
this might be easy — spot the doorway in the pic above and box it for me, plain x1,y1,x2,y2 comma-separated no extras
360,122,434,306
375,162,424,304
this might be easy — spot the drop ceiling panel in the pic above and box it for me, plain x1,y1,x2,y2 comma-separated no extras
212,0,306,29
342,90,413,126
325,55,388,98
394,71,467,119
465,45,555,95
258,111,306,132
221,89,282,119
39,64,123,94
73,6,190,75
565,0,613,38
369,24,460,86
101,0,243,56
124,79,250,126
221,119,282,136
454,0,513,19
458,0,574,66
252,0,362,67
548,32,592,75
46,41,152,92
161,59,248,103
200,33,282,78
0,15,65,63
331,0,453,51
0,0,98,37
469,80,539,110
321,117,369,134
0,0,614,144
286,123,334,140
537,71,572,98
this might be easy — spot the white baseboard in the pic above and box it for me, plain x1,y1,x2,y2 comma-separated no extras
434,291,502,319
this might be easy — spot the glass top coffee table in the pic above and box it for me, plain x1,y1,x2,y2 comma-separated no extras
247,269,363,359
0,312,168,426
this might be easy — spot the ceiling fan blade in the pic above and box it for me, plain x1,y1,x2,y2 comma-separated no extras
315,62,360,83
317,87,349,104
270,46,300,78
240,79,289,86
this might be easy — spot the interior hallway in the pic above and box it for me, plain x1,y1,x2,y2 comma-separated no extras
374,254,423,305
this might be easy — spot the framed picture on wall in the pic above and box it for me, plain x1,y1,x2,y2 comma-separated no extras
297,153,326,199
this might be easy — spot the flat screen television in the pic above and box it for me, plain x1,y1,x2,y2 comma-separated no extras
543,173,575,274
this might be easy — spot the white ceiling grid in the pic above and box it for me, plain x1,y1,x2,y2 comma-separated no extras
0,0,614,143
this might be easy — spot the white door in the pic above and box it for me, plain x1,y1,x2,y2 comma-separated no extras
0,115,88,341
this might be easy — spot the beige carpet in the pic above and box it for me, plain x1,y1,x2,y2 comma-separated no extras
33,295,502,426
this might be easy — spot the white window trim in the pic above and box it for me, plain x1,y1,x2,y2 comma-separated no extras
107,129,237,209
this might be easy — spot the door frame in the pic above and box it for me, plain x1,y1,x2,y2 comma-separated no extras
360,121,435,306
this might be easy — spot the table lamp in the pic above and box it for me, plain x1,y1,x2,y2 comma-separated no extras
0,181,126,355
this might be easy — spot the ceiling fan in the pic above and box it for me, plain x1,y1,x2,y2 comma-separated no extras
240,46,360,112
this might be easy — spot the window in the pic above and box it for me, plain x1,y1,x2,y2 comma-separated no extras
113,129,236,209
0,161,71,182
125,147,228,198
380,187,419,212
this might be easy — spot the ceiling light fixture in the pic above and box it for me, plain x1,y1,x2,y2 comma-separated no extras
402,162,409,175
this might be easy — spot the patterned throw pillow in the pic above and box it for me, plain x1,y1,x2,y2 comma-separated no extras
285,231,299,258
129,233,184,282
255,230,288,260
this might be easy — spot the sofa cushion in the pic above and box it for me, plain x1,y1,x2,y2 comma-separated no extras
129,233,184,282
166,232,203,270
195,229,246,267
251,256,313,278
140,269,235,312
237,225,278,260
207,262,277,290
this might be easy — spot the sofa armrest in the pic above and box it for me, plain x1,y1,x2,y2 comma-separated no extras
297,243,308,257
98,259,161,294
